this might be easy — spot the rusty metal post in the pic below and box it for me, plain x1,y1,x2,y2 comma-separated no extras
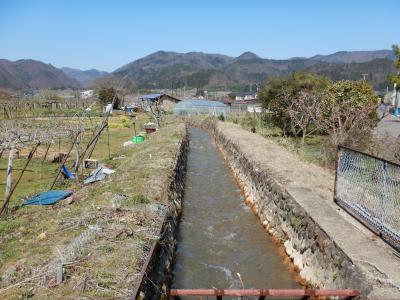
169,289,360,298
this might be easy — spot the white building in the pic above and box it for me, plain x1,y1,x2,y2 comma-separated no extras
80,90,93,99
234,92,258,101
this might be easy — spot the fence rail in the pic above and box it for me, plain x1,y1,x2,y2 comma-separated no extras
334,145,400,252
170,289,360,299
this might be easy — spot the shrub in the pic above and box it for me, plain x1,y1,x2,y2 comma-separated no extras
259,72,330,136
120,116,131,128
240,113,257,129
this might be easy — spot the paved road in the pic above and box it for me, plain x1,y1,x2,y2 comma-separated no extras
375,113,400,138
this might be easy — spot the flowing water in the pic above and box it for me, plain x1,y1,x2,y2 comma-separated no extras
172,127,300,293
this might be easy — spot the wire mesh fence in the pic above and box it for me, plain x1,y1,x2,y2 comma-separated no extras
334,145,400,252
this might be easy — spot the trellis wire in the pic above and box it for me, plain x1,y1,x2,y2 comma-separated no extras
334,145,400,252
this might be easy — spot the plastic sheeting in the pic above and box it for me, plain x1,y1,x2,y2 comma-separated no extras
23,190,72,206
84,166,115,185
61,164,75,179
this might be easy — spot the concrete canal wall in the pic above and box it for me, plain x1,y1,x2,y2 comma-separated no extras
133,130,189,300
134,118,400,299
188,119,400,300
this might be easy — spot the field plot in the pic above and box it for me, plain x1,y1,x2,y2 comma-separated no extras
0,112,185,299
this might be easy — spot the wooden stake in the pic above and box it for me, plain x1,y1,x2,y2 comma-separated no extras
0,143,40,216
86,120,110,159
86,93,118,159
107,124,110,160
4,148,15,209
74,122,107,172
74,134,81,180
50,133,80,190
42,143,52,163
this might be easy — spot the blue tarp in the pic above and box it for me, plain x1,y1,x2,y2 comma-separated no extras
23,190,72,206
61,164,75,179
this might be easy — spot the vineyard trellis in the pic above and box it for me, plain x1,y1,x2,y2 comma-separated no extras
334,145,400,252
0,76,128,216
0,113,104,216
0,98,94,119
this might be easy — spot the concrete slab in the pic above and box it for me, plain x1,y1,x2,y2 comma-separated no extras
217,121,400,298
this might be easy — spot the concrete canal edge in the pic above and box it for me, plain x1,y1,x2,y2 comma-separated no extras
187,119,400,300
132,119,399,299
132,129,189,300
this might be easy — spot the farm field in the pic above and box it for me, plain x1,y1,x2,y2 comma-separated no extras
0,112,185,299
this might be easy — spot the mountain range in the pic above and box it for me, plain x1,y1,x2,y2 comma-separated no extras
310,50,395,63
0,50,396,91
0,59,81,90
111,50,396,91
61,67,109,87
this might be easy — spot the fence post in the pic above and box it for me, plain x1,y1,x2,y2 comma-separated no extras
380,161,389,236
1,143,40,216
333,145,340,203
4,147,15,208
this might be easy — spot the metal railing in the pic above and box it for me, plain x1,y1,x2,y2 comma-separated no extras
334,145,400,252
170,289,360,299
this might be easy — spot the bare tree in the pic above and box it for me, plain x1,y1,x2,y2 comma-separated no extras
313,99,378,148
141,98,163,129
288,90,321,146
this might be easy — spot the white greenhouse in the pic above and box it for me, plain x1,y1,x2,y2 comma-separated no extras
174,99,230,117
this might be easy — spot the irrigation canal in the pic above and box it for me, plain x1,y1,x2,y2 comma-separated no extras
172,127,300,296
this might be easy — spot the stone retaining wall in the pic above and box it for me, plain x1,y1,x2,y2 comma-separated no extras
133,130,189,300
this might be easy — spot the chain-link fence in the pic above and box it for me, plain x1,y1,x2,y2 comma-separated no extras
334,145,400,252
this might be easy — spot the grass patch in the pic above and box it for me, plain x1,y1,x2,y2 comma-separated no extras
0,114,186,299
226,112,328,167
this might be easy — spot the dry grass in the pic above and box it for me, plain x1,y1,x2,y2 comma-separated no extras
0,115,185,299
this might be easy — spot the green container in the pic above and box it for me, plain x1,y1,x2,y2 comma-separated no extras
132,135,145,143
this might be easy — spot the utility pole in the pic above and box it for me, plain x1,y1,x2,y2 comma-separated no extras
394,83,399,116
361,73,368,81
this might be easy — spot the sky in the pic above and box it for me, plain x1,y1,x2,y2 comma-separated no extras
0,0,398,72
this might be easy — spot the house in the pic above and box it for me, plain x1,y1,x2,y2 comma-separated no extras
138,93,181,111
231,99,262,113
103,103,113,114
80,90,93,99
231,92,258,101
383,84,400,116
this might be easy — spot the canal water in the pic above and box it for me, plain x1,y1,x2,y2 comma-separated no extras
172,127,299,292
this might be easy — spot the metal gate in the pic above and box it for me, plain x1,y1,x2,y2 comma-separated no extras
334,145,400,252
